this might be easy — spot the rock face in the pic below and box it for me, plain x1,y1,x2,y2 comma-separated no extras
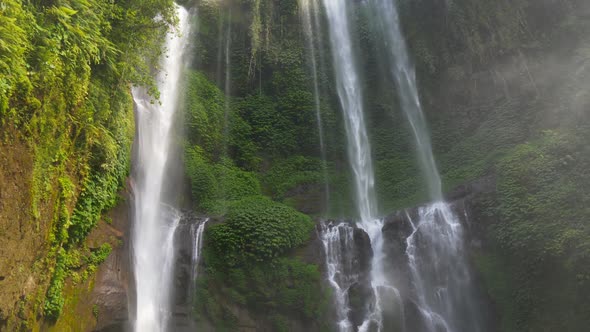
381,211,415,296
92,194,132,332
347,226,375,328
0,136,56,330
91,248,131,332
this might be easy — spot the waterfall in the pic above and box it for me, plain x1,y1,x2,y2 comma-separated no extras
188,218,209,305
403,203,482,332
370,0,484,330
130,5,191,332
321,0,376,223
300,0,330,206
190,219,208,283
320,1,398,330
370,0,442,200
318,0,486,331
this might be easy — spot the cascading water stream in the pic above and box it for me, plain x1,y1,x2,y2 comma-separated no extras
403,204,478,332
320,1,397,330
318,0,485,331
320,222,358,332
370,0,441,200
320,0,375,224
370,0,484,330
188,218,209,305
300,0,330,206
130,5,191,332
190,219,208,281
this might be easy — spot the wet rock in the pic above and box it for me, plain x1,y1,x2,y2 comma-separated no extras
92,247,129,332
348,281,375,328
381,211,414,294
379,286,405,332
91,193,131,332
171,213,208,328
352,227,373,274
301,224,325,267
382,212,414,259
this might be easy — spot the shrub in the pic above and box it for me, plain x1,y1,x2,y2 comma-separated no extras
208,196,314,263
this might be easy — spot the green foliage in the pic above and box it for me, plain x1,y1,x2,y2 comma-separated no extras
184,70,260,168
472,252,518,331
208,196,314,263
0,1,33,118
92,304,99,319
185,147,261,215
185,146,218,208
183,14,333,326
494,130,590,261
86,243,112,266
185,71,226,158
0,0,178,323
43,242,112,320
44,249,68,321
196,251,331,330
263,156,325,200
235,93,298,156
467,129,590,331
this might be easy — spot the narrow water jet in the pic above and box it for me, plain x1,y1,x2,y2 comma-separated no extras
130,5,191,332
188,218,209,305
190,219,208,282
215,8,225,86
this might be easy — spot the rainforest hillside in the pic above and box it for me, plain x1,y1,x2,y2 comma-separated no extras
0,0,589,331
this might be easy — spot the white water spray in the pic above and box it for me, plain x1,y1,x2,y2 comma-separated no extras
130,5,191,332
